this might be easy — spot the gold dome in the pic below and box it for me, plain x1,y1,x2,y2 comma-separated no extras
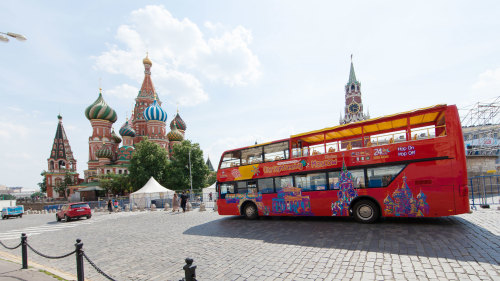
143,53,152,65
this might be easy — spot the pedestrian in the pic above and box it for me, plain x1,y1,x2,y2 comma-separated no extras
209,192,212,201
172,193,180,212
180,191,188,213
107,199,113,214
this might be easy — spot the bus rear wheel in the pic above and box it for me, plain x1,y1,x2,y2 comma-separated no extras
353,200,379,223
243,203,258,220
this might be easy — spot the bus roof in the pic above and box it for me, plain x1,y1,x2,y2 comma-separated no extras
291,104,448,144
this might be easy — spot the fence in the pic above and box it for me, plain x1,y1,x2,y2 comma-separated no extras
469,175,500,209
0,233,197,281
41,193,218,213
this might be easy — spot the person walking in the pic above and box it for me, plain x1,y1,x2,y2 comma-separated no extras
180,191,188,213
107,199,113,214
172,193,180,212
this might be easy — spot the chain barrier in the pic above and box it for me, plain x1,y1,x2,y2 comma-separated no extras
27,243,76,259
1,233,196,280
0,240,21,250
83,253,117,281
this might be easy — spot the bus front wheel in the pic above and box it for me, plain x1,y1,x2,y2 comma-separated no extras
353,200,379,223
243,203,258,220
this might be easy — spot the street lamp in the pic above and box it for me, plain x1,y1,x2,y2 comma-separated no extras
0,32,27,43
188,147,193,201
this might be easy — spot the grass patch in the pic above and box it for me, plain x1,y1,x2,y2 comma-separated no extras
38,269,68,281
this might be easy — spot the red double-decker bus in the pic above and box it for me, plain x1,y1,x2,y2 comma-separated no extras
216,105,469,223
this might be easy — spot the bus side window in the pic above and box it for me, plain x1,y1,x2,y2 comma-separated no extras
350,169,366,188
328,171,341,189
237,181,247,194
367,165,405,188
275,176,293,193
258,178,274,194
220,183,234,199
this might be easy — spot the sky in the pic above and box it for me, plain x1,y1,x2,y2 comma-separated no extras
1,1,500,190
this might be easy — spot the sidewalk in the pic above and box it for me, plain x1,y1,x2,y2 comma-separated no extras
0,251,75,281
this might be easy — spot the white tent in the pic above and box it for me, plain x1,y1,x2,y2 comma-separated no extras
202,183,217,207
129,177,175,208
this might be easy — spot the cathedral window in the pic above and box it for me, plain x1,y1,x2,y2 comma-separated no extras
351,84,355,91
50,161,54,170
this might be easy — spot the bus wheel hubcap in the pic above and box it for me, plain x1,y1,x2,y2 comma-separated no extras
359,205,373,219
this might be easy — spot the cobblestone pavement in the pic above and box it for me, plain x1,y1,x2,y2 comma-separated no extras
0,209,498,281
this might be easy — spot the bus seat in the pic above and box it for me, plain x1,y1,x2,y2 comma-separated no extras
328,147,336,153
366,141,372,147
413,134,418,140
389,138,394,144
346,143,352,150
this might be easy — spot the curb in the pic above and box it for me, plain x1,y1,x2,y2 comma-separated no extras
0,250,78,281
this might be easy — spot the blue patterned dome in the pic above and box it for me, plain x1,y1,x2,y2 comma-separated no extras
143,100,167,122
119,120,136,137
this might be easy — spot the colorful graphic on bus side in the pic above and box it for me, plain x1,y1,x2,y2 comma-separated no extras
271,187,313,216
331,163,358,216
384,175,429,217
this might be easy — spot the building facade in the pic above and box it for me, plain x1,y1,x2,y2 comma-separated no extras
83,54,187,183
45,115,80,198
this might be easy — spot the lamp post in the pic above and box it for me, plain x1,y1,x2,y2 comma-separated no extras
188,147,193,201
0,32,27,43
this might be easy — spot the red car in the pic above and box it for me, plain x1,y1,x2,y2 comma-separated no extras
56,202,91,222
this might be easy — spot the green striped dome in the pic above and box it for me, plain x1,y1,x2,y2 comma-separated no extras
85,92,117,123
95,143,113,159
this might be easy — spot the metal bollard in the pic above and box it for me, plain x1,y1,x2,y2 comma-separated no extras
21,233,28,269
75,239,84,281
182,258,197,281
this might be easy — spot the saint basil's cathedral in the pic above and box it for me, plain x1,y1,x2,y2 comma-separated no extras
45,55,187,198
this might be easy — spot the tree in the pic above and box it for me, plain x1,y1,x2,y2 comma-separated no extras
38,170,47,193
205,171,217,187
54,171,74,199
99,174,131,196
128,138,170,191
165,140,210,192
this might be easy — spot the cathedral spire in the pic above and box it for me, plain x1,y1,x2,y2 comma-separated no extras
347,55,358,86
137,53,157,100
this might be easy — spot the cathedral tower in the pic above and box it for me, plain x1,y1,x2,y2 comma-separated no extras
340,57,369,124
84,89,117,178
132,54,159,142
143,94,169,149
45,115,79,198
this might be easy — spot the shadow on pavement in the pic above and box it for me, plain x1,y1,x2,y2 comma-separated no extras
184,215,499,265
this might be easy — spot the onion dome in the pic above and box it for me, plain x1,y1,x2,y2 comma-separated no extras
170,111,186,131
119,119,136,137
167,121,184,142
111,129,122,144
143,99,167,122
85,90,117,123
95,142,113,159
143,53,152,65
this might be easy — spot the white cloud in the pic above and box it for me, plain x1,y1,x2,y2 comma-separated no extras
0,122,29,139
93,5,260,106
107,84,139,100
471,67,500,101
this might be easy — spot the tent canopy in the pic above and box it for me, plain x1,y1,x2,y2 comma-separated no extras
129,177,175,208
131,177,174,196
